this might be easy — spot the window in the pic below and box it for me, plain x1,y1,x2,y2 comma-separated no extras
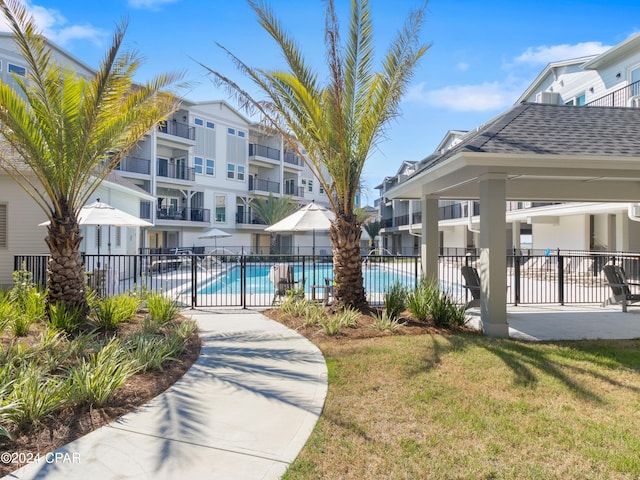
115,226,121,247
194,156,203,174
227,127,236,135
227,163,235,179
307,179,313,192
206,121,215,129
194,118,204,126
319,185,325,194
237,165,245,181
565,92,585,106
206,159,215,176
215,195,226,222
238,131,246,138
8,63,25,76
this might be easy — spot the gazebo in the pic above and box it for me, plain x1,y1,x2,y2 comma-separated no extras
385,102,640,337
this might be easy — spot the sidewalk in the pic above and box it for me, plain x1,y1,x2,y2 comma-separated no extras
4,310,328,480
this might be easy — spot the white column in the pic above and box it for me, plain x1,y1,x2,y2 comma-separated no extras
421,194,439,281
512,220,521,252
616,212,629,251
479,174,508,337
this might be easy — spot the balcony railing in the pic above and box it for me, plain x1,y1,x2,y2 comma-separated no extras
236,212,267,225
117,156,151,175
249,143,280,161
586,79,640,108
284,185,305,197
283,151,304,167
249,176,280,194
157,120,195,140
157,163,195,181
156,207,210,222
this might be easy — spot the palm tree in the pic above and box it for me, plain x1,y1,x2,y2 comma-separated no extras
0,0,181,318
250,193,297,254
200,0,428,308
363,220,381,253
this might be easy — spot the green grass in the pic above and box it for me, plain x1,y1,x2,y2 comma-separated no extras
284,334,640,480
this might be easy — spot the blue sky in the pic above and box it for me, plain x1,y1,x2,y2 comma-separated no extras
5,0,640,202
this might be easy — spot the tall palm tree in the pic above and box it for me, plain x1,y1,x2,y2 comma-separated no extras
250,193,297,254
200,0,428,308
363,220,381,253
0,0,181,317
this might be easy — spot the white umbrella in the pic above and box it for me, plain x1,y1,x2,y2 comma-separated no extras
40,199,152,258
198,227,232,252
266,201,335,285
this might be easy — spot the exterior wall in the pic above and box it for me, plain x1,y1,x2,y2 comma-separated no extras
532,215,589,251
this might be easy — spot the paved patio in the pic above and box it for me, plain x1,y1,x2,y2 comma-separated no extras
466,304,640,341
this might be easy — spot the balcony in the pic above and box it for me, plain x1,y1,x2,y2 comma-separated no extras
117,156,151,175
249,143,280,161
284,185,304,197
236,212,267,225
249,176,280,194
157,163,195,181
156,207,210,222
283,151,304,167
157,120,195,140
586,79,640,108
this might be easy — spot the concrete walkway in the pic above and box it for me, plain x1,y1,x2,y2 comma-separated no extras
4,310,328,480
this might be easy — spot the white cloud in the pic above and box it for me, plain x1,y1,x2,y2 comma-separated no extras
514,41,611,65
407,81,523,112
127,0,180,9
0,2,106,47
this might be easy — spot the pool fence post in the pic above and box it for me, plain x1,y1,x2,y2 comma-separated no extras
191,254,197,309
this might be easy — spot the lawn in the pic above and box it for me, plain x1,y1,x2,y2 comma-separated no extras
282,330,640,479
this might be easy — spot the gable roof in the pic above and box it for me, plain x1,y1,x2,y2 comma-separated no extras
388,102,640,202
583,33,640,70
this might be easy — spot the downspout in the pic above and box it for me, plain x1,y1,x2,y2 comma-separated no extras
408,200,421,237
467,201,480,233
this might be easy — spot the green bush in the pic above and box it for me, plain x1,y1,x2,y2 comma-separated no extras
337,306,360,328
372,310,404,332
146,292,180,325
67,338,139,407
47,302,85,333
92,294,141,332
320,315,342,336
384,282,408,320
303,303,324,327
0,295,13,335
407,278,438,322
429,291,468,328
281,288,309,317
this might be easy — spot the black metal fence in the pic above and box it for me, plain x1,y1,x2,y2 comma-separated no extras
13,251,639,308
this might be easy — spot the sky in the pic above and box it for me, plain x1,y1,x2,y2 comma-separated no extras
3,0,640,203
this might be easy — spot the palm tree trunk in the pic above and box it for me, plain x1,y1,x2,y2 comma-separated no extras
330,215,366,309
269,233,277,255
44,213,88,317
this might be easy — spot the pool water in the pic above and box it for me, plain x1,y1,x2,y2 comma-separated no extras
197,263,419,295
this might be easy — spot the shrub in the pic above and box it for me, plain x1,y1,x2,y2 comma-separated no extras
372,310,404,332
281,288,309,317
320,315,342,336
337,306,360,328
303,303,324,327
407,278,439,322
47,302,85,333
384,282,408,320
126,334,176,372
0,295,13,335
68,338,139,407
5,366,69,431
92,294,141,332
146,292,180,325
429,291,468,328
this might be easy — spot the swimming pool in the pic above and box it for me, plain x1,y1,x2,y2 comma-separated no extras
197,262,419,295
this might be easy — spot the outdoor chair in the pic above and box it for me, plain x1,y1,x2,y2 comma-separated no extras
602,264,640,312
269,263,303,306
460,266,481,309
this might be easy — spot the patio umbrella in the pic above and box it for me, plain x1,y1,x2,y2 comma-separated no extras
40,199,152,259
266,201,335,286
198,227,232,252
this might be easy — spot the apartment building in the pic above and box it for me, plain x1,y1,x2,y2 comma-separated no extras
0,32,334,285
377,32,640,255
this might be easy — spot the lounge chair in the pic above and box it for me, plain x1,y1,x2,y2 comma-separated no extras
269,263,302,306
602,264,640,312
460,265,481,309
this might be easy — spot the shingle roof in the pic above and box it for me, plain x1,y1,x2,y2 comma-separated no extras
415,102,640,175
